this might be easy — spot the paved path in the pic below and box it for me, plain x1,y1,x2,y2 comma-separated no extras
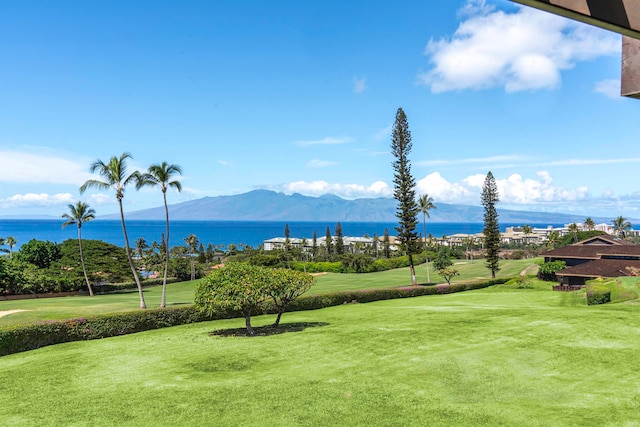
520,264,538,276
0,309,27,318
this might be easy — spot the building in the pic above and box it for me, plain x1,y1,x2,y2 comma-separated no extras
543,234,640,287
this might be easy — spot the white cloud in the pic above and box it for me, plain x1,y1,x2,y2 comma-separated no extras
374,124,392,141
306,159,337,168
416,171,589,205
417,155,523,167
0,149,92,185
282,180,392,199
293,137,353,147
0,193,75,208
88,193,113,205
353,77,367,94
594,79,621,99
418,2,619,93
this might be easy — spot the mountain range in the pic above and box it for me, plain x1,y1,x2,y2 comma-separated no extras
103,189,614,224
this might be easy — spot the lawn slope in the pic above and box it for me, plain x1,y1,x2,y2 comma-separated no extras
1,284,638,426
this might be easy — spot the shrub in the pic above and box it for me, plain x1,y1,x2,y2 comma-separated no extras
586,283,611,305
538,261,566,282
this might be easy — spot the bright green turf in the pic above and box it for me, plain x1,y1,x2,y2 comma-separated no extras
1,283,639,426
0,259,538,326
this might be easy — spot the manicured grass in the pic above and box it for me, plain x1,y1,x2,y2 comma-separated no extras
308,258,536,295
0,280,202,326
1,283,639,426
0,259,538,326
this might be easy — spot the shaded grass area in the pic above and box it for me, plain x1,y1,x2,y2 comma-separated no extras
1,285,639,426
0,259,537,326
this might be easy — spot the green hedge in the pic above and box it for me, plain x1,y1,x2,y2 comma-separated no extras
0,278,508,357
586,284,611,305
289,253,427,274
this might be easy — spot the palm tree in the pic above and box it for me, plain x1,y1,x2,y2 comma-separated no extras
612,216,632,238
134,237,149,272
136,162,182,308
5,236,16,258
584,217,596,231
62,201,96,296
80,152,146,308
567,223,579,243
419,194,436,283
546,230,560,250
185,234,200,281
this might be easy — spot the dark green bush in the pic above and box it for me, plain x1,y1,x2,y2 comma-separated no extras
538,261,566,282
586,284,611,305
0,277,509,357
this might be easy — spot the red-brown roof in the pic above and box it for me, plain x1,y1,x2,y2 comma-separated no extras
557,259,640,278
543,234,640,259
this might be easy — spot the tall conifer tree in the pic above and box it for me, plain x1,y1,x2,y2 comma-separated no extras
391,107,420,286
335,222,344,255
325,226,333,257
481,171,501,279
383,227,390,258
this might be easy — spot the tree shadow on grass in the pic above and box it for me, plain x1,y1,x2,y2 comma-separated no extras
209,322,329,337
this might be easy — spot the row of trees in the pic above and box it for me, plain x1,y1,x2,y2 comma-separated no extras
76,153,183,308
390,107,501,286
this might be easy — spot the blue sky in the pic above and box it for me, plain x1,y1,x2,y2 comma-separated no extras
1,0,639,219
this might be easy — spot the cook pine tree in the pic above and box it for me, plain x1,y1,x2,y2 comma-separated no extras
481,171,501,279
391,107,421,286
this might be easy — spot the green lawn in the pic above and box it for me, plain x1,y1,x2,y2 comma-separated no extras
1,282,639,426
0,259,538,326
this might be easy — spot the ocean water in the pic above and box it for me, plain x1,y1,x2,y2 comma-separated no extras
0,219,563,251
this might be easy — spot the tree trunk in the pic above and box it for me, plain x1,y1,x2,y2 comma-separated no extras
245,314,255,336
409,253,417,286
120,199,146,309
161,191,169,308
423,214,431,283
272,309,284,327
78,226,94,297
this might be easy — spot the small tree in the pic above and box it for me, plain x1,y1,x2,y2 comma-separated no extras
195,263,268,336
481,171,501,279
265,268,315,327
432,246,453,272
439,267,460,285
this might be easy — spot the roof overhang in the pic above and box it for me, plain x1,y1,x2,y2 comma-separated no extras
511,0,640,99
510,0,640,39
